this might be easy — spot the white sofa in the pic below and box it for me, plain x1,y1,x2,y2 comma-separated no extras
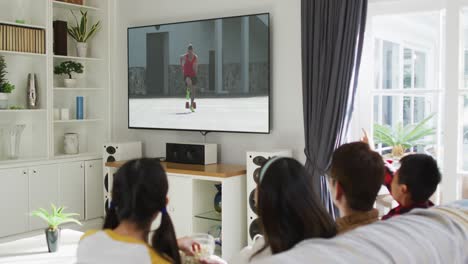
253,200,468,264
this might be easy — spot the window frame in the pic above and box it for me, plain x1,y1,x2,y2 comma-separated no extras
350,0,467,202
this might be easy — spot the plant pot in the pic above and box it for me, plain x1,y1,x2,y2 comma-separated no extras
391,145,406,158
0,93,8,109
64,79,77,88
45,228,61,253
76,42,88,57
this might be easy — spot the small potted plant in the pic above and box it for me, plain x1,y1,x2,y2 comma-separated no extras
31,204,81,253
373,113,436,158
68,10,101,57
0,55,15,109
54,61,84,88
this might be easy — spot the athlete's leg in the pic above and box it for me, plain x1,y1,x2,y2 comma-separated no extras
191,77,197,109
185,77,192,109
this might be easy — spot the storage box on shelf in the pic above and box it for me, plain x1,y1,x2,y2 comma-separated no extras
105,161,247,260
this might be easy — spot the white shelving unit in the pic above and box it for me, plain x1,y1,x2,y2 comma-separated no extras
53,55,103,61
0,0,110,239
0,20,47,29
0,0,110,162
52,0,102,12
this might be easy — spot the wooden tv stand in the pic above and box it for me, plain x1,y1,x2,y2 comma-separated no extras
105,160,246,178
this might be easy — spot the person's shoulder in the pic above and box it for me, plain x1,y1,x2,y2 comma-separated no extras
146,246,171,264
80,229,100,241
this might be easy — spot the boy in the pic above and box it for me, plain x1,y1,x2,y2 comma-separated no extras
328,142,386,233
382,154,441,220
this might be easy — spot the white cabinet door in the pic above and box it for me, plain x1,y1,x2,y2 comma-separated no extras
164,174,193,237
85,159,104,220
59,162,85,221
0,168,29,237
29,164,60,230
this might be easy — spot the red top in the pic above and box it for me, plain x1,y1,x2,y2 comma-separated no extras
183,54,197,77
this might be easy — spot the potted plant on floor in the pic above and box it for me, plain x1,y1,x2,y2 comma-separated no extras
68,10,101,57
54,61,84,88
31,204,81,253
0,55,15,109
373,113,436,158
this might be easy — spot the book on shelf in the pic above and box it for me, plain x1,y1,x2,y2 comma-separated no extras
0,24,45,54
0,25,3,50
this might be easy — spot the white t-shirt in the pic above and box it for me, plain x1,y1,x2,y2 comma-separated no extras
229,235,272,264
76,230,170,264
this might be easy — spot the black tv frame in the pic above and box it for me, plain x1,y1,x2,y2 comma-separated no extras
127,13,271,134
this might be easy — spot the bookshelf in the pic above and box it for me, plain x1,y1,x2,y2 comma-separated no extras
0,0,110,163
0,50,47,57
53,119,104,124
53,55,103,61
0,21,46,30
52,1,101,12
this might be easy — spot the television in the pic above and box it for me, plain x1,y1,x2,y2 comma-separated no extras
127,13,270,133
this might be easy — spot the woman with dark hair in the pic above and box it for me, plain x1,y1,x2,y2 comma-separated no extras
202,157,337,264
77,158,198,264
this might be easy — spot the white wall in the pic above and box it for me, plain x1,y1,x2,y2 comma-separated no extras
111,0,305,164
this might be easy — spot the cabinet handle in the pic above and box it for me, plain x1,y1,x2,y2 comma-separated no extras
23,171,27,175
33,170,37,174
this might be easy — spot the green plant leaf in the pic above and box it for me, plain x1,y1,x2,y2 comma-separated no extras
67,10,100,43
84,21,101,42
401,113,436,143
372,113,437,154
31,204,81,228
373,123,396,146
80,11,87,42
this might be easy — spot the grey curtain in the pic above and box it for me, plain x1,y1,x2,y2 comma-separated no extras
301,0,368,217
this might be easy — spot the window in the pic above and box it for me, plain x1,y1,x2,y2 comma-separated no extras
372,35,439,157
461,10,468,198
351,5,456,201
352,1,468,201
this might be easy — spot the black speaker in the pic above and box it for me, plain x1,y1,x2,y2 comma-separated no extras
166,143,217,165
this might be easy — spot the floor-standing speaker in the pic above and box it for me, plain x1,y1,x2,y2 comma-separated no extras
103,142,142,214
246,150,292,245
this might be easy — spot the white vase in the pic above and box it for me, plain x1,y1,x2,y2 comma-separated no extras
64,79,77,88
0,93,8,109
4,124,26,159
64,133,79,155
76,42,88,57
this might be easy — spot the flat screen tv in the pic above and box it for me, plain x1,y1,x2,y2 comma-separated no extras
127,13,270,133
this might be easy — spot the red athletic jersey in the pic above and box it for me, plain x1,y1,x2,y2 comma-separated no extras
183,54,197,77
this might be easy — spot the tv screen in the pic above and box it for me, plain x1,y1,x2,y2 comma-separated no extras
128,13,270,133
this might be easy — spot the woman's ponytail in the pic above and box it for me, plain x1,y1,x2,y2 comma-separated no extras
103,203,120,229
152,209,181,264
